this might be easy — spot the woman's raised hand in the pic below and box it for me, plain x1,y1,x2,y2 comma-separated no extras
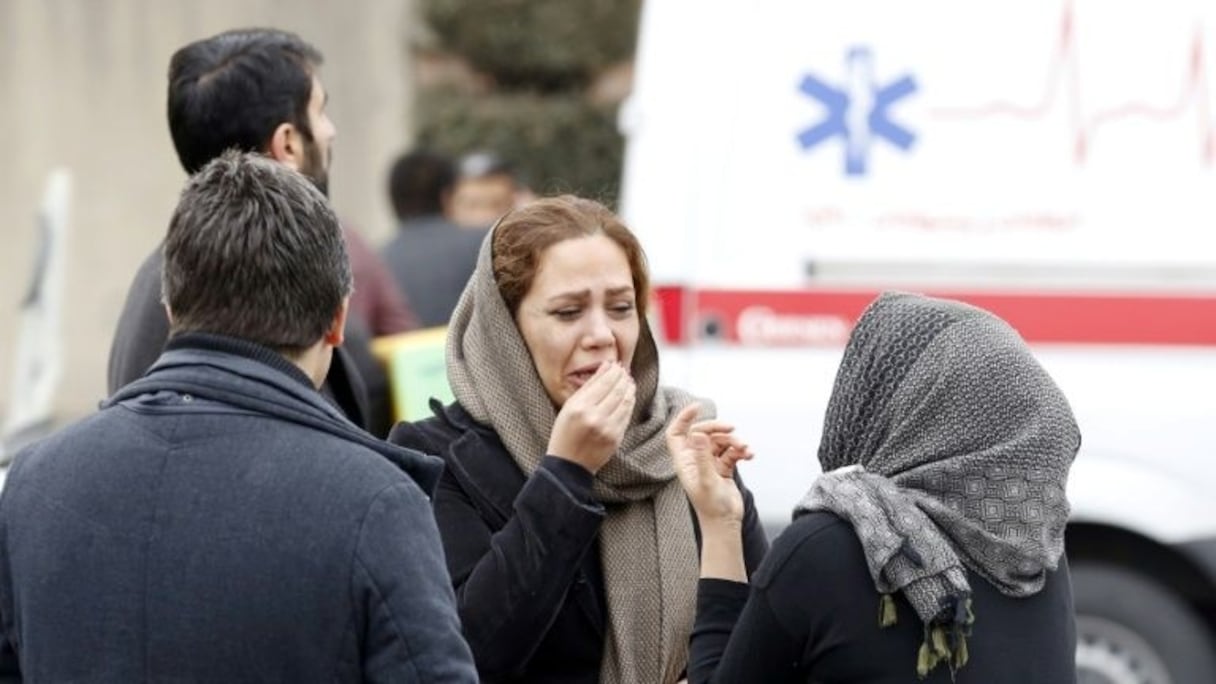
666,403,751,525
547,361,636,474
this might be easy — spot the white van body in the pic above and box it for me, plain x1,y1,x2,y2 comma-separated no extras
621,1,1216,681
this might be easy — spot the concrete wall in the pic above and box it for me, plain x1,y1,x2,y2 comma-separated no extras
0,0,415,424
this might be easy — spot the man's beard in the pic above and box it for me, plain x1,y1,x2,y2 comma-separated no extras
300,134,330,198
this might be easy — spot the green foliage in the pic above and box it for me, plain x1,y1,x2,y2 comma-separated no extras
416,89,625,207
414,0,639,206
421,0,641,90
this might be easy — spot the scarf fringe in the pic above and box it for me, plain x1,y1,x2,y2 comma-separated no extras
879,593,898,628
914,597,973,680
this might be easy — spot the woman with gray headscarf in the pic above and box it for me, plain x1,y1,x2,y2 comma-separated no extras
389,195,768,683
670,292,1079,682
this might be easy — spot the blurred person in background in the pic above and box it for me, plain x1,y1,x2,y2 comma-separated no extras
381,148,487,328
447,150,531,230
388,195,769,683
670,293,1079,683
0,151,476,682
107,27,413,435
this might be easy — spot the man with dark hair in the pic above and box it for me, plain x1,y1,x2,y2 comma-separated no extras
380,149,486,327
160,154,348,350
166,29,327,178
0,152,477,681
108,28,414,432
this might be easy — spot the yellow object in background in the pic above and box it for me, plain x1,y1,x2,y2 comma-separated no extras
370,327,453,422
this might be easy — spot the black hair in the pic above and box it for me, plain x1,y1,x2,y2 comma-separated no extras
167,28,322,174
387,149,456,221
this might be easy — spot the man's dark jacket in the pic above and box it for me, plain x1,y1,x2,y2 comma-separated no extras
0,334,477,683
108,248,372,429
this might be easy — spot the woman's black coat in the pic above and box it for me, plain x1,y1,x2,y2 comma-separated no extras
389,401,769,683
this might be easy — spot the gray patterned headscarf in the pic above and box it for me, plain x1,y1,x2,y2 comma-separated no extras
446,221,703,684
795,292,1079,677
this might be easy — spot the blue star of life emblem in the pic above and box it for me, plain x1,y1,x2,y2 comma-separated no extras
796,47,918,176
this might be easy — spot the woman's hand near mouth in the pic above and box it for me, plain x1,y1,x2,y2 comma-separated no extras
547,361,637,474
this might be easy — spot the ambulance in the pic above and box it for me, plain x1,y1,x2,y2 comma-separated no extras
620,1,1216,681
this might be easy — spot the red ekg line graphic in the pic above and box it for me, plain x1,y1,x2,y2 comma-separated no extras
928,1,1216,164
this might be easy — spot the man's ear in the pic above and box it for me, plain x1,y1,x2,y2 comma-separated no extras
323,297,350,347
268,122,303,170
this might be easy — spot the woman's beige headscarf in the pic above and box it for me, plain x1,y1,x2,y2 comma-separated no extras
446,226,703,684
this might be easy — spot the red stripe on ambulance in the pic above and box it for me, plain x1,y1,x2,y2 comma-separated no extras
651,286,1216,347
